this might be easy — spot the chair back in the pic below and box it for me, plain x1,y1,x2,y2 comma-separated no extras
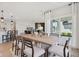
63,37,70,57
7,30,11,38
22,37,34,57
12,36,22,56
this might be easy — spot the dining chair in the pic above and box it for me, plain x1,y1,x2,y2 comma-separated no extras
48,37,70,57
11,36,22,56
10,30,16,41
37,35,58,57
2,30,11,43
21,37,45,57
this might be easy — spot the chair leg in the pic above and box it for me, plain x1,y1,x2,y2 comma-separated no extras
2,39,4,43
16,50,18,56
21,49,24,57
67,52,69,57
2,36,4,43
6,38,8,42
44,48,49,57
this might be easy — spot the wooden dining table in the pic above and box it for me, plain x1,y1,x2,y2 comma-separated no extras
16,34,58,57
19,34,58,45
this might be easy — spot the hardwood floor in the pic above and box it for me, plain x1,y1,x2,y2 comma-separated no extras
0,42,12,57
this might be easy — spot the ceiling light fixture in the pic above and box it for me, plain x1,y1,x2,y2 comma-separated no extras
0,10,4,22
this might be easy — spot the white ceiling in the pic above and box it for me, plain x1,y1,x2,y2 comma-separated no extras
0,2,70,22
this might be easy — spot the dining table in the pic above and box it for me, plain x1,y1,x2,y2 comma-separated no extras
16,34,58,57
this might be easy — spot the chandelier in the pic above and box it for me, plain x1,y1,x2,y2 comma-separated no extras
0,10,15,23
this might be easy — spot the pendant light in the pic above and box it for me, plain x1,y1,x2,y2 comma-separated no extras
0,10,4,22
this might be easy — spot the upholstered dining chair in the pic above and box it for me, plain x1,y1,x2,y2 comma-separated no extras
48,37,70,57
21,37,45,57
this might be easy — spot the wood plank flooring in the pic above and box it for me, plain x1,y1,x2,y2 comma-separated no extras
0,42,12,57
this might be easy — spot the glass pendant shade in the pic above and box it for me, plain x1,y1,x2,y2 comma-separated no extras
0,10,4,19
